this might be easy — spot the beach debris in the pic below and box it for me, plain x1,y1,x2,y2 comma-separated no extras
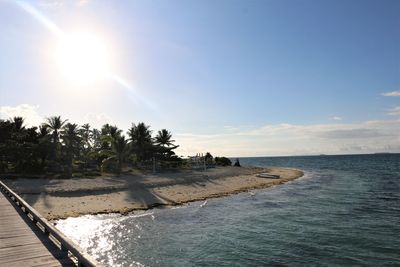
256,173,280,179
200,200,207,207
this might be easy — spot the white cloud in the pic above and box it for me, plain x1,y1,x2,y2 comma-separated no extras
387,106,400,116
331,116,342,121
0,104,43,127
223,125,239,131
175,120,400,157
382,91,400,97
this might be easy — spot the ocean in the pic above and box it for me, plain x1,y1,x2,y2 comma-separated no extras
56,154,400,266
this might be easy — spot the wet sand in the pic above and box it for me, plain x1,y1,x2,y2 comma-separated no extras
3,166,303,220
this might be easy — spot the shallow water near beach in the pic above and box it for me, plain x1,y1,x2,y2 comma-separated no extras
56,154,400,266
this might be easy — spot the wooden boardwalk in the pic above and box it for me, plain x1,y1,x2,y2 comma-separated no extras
0,189,77,266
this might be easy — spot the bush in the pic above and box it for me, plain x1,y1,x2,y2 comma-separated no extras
101,157,118,173
215,157,232,166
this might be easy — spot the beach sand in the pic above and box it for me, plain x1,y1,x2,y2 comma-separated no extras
2,166,303,220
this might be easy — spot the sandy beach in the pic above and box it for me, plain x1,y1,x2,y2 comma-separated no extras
2,166,303,220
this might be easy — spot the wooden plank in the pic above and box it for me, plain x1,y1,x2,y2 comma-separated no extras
0,189,76,267
0,245,65,261
0,236,49,249
0,222,36,228
4,255,77,267
0,229,44,239
0,253,76,267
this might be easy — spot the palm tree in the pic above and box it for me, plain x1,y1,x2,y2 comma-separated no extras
111,135,128,174
38,124,51,170
85,127,103,170
45,116,68,144
45,116,67,163
12,117,25,131
79,123,92,171
8,117,27,172
90,128,102,150
9,117,24,162
155,129,175,147
96,124,122,171
0,118,35,172
39,124,50,137
61,123,80,178
127,122,153,162
80,124,91,147
0,120,13,172
154,129,179,160
109,125,121,140
100,124,122,150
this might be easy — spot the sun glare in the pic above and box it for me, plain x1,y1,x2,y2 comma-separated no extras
55,32,110,85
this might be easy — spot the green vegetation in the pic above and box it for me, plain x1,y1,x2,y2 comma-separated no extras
0,116,180,177
214,156,232,166
204,152,213,164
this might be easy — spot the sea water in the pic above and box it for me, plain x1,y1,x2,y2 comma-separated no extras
56,154,400,266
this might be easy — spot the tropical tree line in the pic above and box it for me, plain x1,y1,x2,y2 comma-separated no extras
0,116,180,177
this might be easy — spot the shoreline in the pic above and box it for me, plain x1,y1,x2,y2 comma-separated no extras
3,166,303,220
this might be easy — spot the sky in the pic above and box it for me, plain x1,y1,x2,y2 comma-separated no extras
0,0,399,157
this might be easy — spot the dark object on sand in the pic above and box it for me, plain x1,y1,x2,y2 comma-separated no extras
234,158,241,167
256,173,280,179
215,157,232,166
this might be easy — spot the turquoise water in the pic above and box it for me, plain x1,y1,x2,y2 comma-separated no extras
56,154,400,266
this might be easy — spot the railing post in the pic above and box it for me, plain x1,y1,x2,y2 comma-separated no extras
60,242,68,252
152,157,156,173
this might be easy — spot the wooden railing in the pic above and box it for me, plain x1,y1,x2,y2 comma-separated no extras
0,180,101,267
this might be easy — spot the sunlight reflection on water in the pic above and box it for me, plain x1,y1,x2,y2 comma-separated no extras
56,213,153,267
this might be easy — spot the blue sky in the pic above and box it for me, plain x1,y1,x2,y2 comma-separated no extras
0,0,399,156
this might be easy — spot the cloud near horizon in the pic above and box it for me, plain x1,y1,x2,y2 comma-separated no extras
0,104,43,126
330,116,342,121
175,120,400,157
382,91,400,97
387,106,400,116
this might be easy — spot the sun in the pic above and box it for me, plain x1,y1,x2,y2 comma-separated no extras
55,32,110,85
